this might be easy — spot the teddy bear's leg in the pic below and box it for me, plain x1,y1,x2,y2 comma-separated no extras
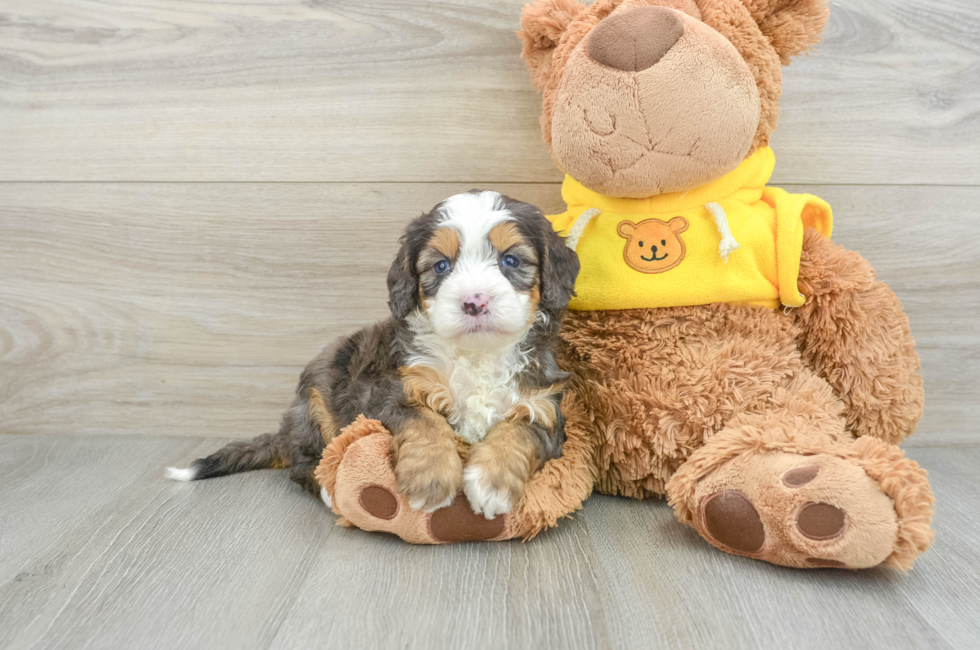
665,371,934,570
794,229,924,444
314,392,597,544
504,389,598,539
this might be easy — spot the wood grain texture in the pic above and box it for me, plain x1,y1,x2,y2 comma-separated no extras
0,183,561,439
1,1,976,648
0,435,333,650
1,182,976,442
1,435,978,649
785,184,980,446
0,0,977,184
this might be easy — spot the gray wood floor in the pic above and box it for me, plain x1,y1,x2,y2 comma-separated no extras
0,435,978,650
2,0,979,648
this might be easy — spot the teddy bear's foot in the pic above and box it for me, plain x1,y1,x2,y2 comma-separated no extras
667,430,934,570
314,416,513,544
693,451,899,569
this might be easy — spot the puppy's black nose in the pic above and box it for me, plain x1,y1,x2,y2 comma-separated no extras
462,293,487,316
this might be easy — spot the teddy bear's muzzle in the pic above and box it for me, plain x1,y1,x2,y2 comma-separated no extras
550,4,762,199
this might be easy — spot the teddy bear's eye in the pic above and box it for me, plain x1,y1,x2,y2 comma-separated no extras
661,239,666,246
638,241,644,248
434,260,451,274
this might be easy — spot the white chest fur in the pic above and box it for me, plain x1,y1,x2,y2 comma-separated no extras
406,314,528,444
443,349,526,443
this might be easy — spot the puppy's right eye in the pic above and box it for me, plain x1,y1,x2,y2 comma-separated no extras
434,260,451,274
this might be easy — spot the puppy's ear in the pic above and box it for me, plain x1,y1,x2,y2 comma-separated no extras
518,0,588,91
540,221,580,317
740,0,830,64
387,229,421,321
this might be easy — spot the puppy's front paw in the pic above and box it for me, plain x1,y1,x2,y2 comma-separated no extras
394,437,463,513
463,463,526,520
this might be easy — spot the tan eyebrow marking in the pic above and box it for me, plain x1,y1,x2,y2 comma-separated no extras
428,227,460,260
487,222,524,253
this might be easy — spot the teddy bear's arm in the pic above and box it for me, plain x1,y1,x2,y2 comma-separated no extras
506,389,598,539
794,229,924,444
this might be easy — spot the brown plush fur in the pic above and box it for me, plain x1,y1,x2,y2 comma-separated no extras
548,4,762,197
510,0,932,570
553,231,932,568
315,0,933,569
795,229,924,444
315,392,597,543
314,415,387,523
318,418,509,543
695,0,782,153
317,229,932,561
665,421,934,570
740,0,831,64
507,388,597,538
520,0,621,146
519,0,828,176
559,299,808,499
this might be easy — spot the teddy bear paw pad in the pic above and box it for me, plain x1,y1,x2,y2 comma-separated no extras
428,492,507,543
693,452,901,569
782,466,819,487
359,484,399,520
701,490,765,554
796,502,845,540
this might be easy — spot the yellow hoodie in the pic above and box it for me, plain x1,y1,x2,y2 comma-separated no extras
548,147,833,311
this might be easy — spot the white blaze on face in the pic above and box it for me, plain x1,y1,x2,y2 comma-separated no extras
428,191,533,351
409,191,542,444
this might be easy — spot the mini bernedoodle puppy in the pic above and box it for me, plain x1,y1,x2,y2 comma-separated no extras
168,191,580,519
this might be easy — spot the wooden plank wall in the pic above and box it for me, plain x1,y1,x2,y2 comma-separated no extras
1,0,978,443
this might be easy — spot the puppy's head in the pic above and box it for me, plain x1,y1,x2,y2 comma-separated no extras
388,191,579,350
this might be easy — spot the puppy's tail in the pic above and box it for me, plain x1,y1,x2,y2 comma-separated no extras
166,431,291,482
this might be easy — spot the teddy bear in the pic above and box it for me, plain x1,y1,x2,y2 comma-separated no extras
316,0,935,571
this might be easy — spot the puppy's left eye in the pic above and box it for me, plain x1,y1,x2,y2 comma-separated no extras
501,254,520,268
434,260,451,274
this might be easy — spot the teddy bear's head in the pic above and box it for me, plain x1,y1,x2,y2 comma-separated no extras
519,0,829,198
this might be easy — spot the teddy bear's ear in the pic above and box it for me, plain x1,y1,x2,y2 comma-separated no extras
518,0,589,90
739,0,830,65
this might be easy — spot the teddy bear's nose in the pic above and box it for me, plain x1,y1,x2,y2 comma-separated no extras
587,6,684,72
